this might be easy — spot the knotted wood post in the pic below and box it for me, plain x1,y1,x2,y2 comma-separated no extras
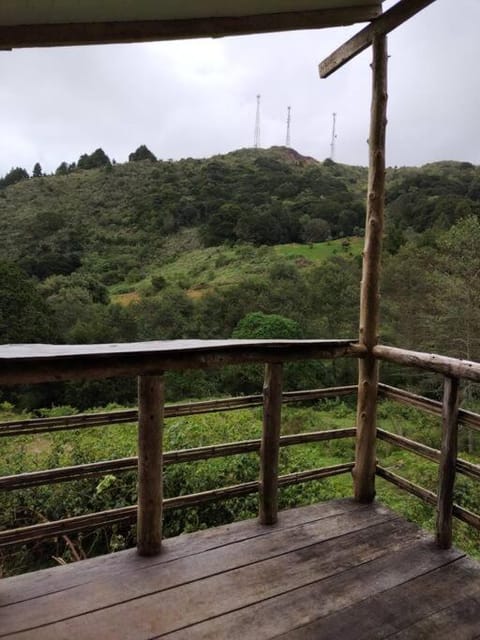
436,375,460,549
259,362,283,525
354,34,388,503
137,374,164,556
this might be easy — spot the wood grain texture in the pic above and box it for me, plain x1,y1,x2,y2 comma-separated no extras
354,34,388,503
3,500,478,640
319,0,437,78
137,375,164,556
0,507,396,635
436,376,460,549
273,557,480,639
0,339,361,386
260,363,283,525
1,7,381,49
4,520,424,639
0,499,365,606
374,344,480,383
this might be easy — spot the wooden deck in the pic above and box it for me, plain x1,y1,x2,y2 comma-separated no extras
1,499,480,639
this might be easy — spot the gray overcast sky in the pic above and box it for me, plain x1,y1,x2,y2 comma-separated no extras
1,0,479,176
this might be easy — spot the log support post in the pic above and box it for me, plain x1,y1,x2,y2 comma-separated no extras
137,374,165,556
436,375,460,549
259,362,283,525
354,34,388,503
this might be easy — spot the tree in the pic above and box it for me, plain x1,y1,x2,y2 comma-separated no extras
129,145,157,162
78,148,111,170
0,167,29,189
32,162,43,178
55,162,69,176
0,261,54,343
232,311,302,339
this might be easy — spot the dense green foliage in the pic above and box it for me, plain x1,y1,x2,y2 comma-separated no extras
1,399,479,576
2,148,480,576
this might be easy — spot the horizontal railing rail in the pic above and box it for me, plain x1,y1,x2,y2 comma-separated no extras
375,346,480,548
0,428,357,492
0,339,360,553
0,385,357,437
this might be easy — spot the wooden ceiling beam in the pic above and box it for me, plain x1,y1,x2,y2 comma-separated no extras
0,6,381,50
319,0,438,78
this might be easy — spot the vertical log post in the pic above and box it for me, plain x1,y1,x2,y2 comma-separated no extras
436,375,460,549
354,34,388,503
137,374,164,556
259,362,283,525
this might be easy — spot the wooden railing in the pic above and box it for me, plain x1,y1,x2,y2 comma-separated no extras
0,339,361,554
374,345,480,549
2,339,480,556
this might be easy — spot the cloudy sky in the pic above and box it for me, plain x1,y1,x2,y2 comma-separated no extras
1,0,479,176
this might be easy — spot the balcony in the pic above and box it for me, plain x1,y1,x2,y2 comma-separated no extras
1,339,480,638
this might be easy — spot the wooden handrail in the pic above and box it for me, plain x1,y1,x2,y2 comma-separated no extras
374,344,480,383
0,339,362,385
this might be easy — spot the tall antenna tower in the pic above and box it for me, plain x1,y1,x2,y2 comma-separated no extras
254,94,261,149
330,112,337,160
286,106,291,147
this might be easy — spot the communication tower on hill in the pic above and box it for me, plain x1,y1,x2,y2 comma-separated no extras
254,94,261,148
286,106,291,147
330,112,338,160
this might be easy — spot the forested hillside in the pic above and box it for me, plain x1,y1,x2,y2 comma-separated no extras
1,146,480,410
2,147,480,576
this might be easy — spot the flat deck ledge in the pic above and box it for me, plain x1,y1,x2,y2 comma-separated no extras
2,498,480,639
0,339,363,385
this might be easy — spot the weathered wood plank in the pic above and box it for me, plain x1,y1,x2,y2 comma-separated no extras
161,542,463,640
137,375,164,556
0,507,398,635
0,339,362,386
274,556,480,639
260,363,283,525
354,33,388,503
387,595,480,639
436,376,460,549
0,499,367,606
5,518,424,639
319,0,437,78
1,7,381,50
374,344,480,383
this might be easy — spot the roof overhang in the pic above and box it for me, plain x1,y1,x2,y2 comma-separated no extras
0,1,382,49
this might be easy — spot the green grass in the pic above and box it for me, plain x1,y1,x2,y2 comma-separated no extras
275,236,363,261
110,237,364,300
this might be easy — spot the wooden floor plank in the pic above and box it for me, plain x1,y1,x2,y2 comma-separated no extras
161,543,463,640
0,505,397,635
387,595,480,639
273,556,480,639
3,518,424,639
1,498,368,607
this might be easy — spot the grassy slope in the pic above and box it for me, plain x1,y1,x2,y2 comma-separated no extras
111,236,363,304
